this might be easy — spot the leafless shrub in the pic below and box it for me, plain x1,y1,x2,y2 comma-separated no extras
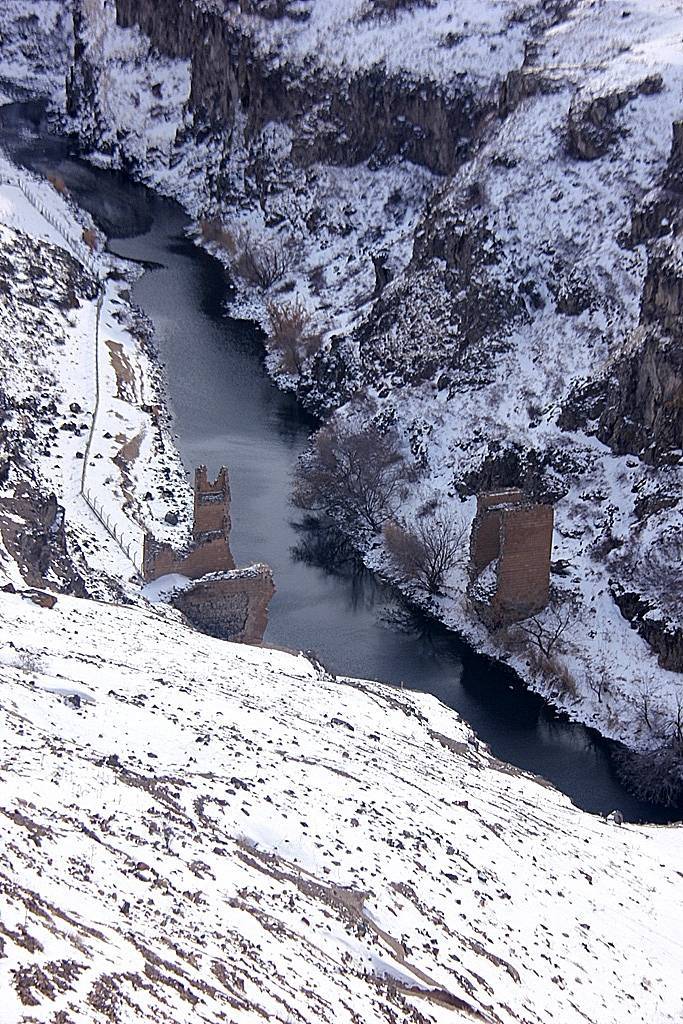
632,675,662,734
588,663,611,704
546,654,578,698
522,641,577,698
198,220,288,287
293,419,409,532
198,218,239,253
236,232,288,288
266,298,322,374
384,513,467,594
514,602,574,660
47,172,68,195
671,690,683,746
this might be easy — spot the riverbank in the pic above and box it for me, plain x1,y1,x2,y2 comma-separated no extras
0,135,193,602
193,217,683,808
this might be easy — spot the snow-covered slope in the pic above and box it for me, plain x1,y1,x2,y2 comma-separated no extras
0,156,194,600
1,586,682,1024
0,2,72,105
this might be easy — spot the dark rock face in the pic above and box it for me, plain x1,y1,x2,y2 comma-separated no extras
456,442,577,505
561,331,682,465
601,332,682,463
611,582,683,673
70,0,487,179
560,119,683,466
0,485,88,597
567,74,663,161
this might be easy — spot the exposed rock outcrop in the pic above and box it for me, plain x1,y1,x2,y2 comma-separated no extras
611,581,683,673
69,0,490,180
567,74,663,161
0,484,88,597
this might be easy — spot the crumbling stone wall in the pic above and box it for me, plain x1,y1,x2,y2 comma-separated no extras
469,490,553,624
469,489,525,574
143,465,235,581
143,466,274,643
496,504,553,618
193,465,231,539
172,565,275,644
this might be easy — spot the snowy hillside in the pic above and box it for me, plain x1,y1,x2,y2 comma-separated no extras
0,154,194,601
1,586,682,1023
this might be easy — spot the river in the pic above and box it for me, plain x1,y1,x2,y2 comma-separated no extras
3,99,679,823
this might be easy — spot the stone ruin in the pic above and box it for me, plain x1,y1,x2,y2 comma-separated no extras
143,466,274,644
467,489,554,626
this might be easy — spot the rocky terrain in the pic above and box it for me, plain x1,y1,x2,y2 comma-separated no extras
57,0,683,776
0,148,194,603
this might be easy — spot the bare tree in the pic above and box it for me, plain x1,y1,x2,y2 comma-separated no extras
266,298,322,374
237,233,288,288
672,690,683,747
587,662,611,704
293,420,409,532
384,514,467,594
198,220,288,288
515,603,574,660
633,676,660,733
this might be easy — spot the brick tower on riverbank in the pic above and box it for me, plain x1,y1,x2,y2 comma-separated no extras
142,465,275,644
142,465,235,581
468,489,554,625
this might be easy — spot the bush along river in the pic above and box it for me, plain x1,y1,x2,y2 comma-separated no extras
3,98,680,823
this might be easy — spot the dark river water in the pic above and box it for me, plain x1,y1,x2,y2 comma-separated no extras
3,100,679,823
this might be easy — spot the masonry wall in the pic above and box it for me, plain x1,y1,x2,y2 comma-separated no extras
172,565,275,644
469,489,525,577
142,465,235,581
495,505,554,619
142,533,235,581
193,466,231,539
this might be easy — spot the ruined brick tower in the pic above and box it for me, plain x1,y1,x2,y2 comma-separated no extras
142,466,235,582
468,489,553,624
193,466,231,542
141,465,274,644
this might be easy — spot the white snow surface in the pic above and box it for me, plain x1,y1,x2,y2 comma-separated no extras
248,0,537,89
0,586,681,1023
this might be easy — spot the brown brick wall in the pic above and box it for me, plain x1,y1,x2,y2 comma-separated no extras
143,464,235,581
172,565,275,644
469,489,526,577
495,504,553,618
193,466,231,540
469,508,501,576
142,533,235,581
468,491,554,625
